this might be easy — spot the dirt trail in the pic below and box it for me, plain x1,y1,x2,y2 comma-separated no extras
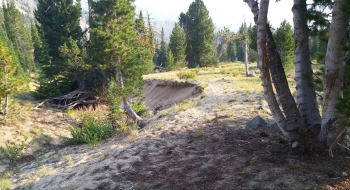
3,77,350,190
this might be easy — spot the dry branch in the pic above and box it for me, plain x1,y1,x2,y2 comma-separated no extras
38,90,100,110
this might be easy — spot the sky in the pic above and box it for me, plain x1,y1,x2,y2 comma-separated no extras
81,0,295,31
133,0,294,31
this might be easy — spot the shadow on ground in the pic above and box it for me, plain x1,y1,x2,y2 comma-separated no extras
17,118,350,190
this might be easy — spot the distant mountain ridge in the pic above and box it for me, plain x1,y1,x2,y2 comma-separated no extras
0,0,38,19
0,0,176,42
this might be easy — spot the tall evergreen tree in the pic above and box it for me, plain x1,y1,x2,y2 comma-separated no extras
3,1,34,72
156,27,167,67
135,10,147,41
169,23,186,66
217,27,238,62
273,20,295,73
146,12,156,58
0,38,28,114
30,18,41,65
89,0,152,126
179,0,215,67
227,41,236,62
165,50,175,71
34,0,83,97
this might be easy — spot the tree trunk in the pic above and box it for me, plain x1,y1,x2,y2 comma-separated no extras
244,0,301,141
319,0,349,146
292,0,321,125
4,66,8,115
117,67,147,127
244,39,249,76
5,94,9,115
256,0,299,141
344,53,350,89
266,25,305,131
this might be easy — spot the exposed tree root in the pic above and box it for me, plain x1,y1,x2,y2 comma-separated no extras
36,90,100,110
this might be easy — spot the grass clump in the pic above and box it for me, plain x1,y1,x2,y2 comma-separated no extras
70,115,115,146
0,137,33,162
220,103,229,111
177,71,197,80
131,102,148,116
30,128,41,136
175,100,194,112
156,124,164,130
0,178,11,190
198,82,209,89
220,68,241,77
64,155,73,165
36,166,53,178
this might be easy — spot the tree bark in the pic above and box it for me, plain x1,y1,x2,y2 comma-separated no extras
117,67,147,127
244,39,249,76
5,94,9,115
243,0,299,141
292,0,321,125
266,25,305,131
256,0,299,141
344,53,350,89
319,0,349,146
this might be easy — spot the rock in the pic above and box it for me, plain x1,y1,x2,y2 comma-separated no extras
247,71,256,77
342,172,348,177
292,141,299,148
245,116,268,130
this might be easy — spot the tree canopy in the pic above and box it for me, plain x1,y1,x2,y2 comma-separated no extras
179,0,215,67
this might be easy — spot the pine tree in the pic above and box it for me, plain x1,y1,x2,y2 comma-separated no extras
89,0,152,126
157,27,167,67
146,12,156,58
165,50,175,71
227,41,236,62
273,20,295,73
3,1,34,72
35,0,83,97
135,10,147,41
179,0,215,67
30,18,41,65
0,38,28,114
169,23,186,66
309,36,319,61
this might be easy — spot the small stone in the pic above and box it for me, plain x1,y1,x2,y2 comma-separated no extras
245,115,268,130
292,141,299,148
342,172,348,177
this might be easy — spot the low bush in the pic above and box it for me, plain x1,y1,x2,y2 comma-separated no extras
70,116,115,146
0,137,33,162
131,102,148,116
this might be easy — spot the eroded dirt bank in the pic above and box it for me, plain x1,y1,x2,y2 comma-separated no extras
143,79,203,111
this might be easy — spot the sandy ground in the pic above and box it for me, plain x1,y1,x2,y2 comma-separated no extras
1,75,350,190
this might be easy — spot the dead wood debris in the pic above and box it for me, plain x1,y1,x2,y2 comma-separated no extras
35,90,100,110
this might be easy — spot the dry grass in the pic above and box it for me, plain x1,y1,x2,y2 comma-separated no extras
174,100,195,112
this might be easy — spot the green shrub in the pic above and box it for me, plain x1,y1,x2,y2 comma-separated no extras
70,116,115,146
131,102,148,116
177,71,197,80
0,137,33,162
220,69,227,74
